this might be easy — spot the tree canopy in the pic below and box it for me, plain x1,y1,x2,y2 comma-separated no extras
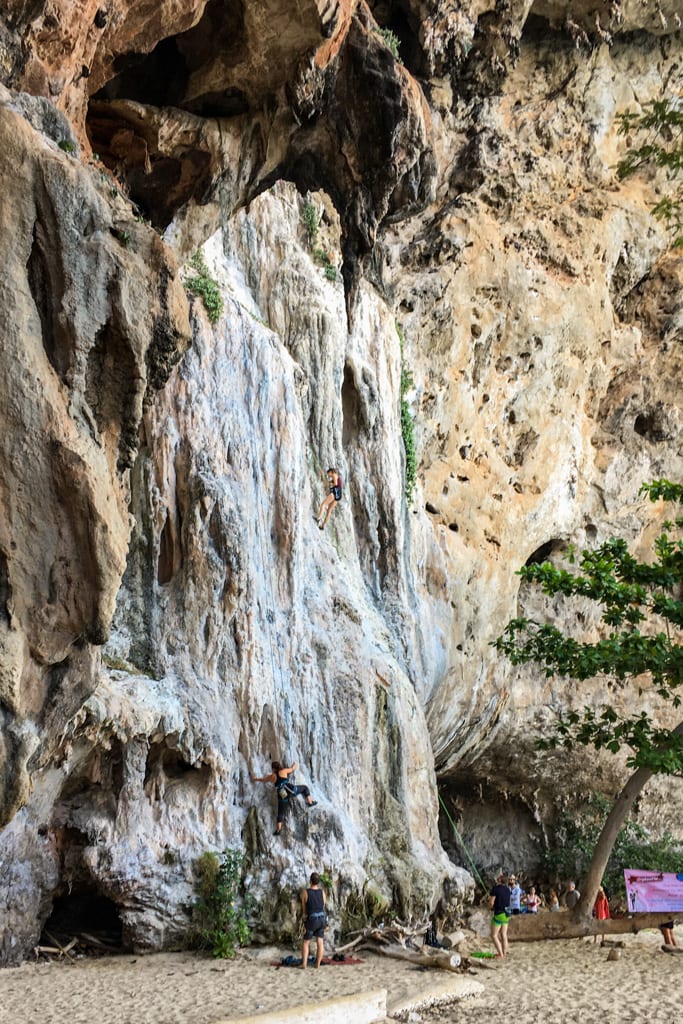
495,482,683,925
495,481,683,776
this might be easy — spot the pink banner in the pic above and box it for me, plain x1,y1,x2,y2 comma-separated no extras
623,870,683,913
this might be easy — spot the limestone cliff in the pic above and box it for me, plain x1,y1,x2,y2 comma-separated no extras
0,1,681,964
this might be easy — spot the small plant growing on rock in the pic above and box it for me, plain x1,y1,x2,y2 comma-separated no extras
58,139,77,155
302,201,319,246
190,849,252,959
376,26,402,63
185,250,223,325
341,880,391,934
397,323,416,501
314,248,338,282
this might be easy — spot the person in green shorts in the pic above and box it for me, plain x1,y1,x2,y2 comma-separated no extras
490,872,512,958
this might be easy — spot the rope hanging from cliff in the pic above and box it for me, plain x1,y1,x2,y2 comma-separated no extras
214,163,294,758
438,791,490,897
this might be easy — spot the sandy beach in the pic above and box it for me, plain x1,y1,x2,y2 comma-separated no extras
0,928,679,1024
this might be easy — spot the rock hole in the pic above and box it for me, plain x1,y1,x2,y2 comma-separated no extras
144,740,210,798
157,514,175,585
448,522,458,532
85,321,139,471
86,0,246,227
26,218,70,381
0,550,10,627
525,539,563,566
42,887,124,950
342,362,362,447
425,502,439,515
59,740,125,802
634,409,668,443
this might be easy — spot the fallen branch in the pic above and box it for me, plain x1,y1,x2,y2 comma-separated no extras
76,931,121,953
365,942,462,973
336,922,425,953
44,932,78,963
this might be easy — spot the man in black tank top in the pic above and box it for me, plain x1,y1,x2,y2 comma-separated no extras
301,871,326,968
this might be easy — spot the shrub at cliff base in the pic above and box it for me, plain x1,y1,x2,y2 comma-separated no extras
189,849,252,958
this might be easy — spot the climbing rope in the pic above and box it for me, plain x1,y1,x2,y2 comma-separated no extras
214,164,294,764
438,791,490,898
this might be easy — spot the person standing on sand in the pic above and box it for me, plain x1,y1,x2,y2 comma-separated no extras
490,872,512,959
301,872,326,968
659,920,677,947
565,881,580,910
592,886,610,943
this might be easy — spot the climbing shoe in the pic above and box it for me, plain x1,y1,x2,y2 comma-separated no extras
273,830,281,836
307,801,318,808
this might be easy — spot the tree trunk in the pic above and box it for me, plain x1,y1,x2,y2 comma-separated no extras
508,912,679,942
574,720,683,922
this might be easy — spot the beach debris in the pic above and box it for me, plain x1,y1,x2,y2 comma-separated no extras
336,922,497,974
365,943,462,973
336,921,433,954
606,949,621,961
33,935,78,963
33,930,121,963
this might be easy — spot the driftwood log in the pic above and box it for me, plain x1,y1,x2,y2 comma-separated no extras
508,912,680,942
365,942,462,972
335,923,426,953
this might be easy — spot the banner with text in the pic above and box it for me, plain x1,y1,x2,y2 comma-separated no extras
624,870,683,913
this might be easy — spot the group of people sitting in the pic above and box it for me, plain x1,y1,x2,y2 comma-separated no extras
504,875,582,915
489,874,609,957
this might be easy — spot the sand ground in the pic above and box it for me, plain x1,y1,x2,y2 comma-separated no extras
0,928,679,1024
422,929,682,1024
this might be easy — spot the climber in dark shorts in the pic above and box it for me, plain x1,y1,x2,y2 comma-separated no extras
301,872,326,968
251,760,317,835
316,468,342,530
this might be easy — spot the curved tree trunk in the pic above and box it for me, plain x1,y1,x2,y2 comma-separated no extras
574,720,683,922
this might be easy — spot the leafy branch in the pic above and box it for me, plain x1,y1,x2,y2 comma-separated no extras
616,96,683,247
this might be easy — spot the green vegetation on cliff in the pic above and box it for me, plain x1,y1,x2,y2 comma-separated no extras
496,480,683,917
617,97,683,248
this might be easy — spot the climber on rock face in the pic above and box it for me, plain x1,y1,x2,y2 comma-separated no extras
250,760,317,836
316,468,342,530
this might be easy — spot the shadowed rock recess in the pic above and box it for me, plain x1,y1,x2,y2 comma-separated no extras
0,1,681,963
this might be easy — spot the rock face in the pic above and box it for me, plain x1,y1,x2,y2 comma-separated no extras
0,1,682,964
